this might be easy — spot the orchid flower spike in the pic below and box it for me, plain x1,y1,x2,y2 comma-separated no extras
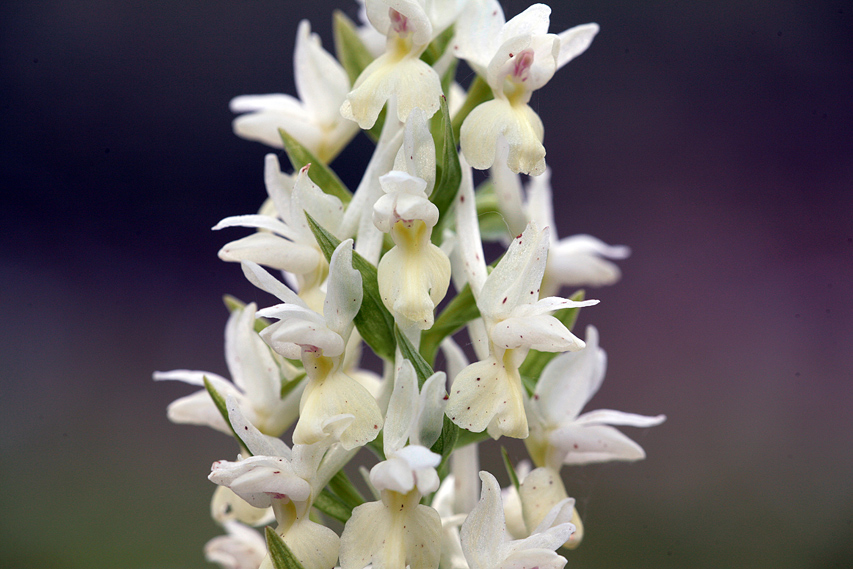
448,191,599,438
242,240,383,450
460,471,576,569
374,108,451,330
214,160,344,312
526,325,667,470
230,20,358,163
153,302,301,439
340,0,467,128
454,1,598,175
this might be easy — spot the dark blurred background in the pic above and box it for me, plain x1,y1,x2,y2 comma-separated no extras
1,1,851,567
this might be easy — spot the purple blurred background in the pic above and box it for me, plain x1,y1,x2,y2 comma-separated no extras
1,1,851,567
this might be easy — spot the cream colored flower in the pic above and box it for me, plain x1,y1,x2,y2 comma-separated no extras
455,1,598,174
230,20,358,163
447,170,598,438
242,241,383,450
374,108,451,330
341,0,467,128
214,159,344,312
460,472,575,569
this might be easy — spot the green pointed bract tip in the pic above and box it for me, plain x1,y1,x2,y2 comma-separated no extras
264,526,307,569
223,294,272,333
277,128,352,204
430,95,462,242
395,324,434,388
519,289,588,393
304,212,397,361
203,376,252,456
420,24,455,67
332,10,374,87
280,373,304,400
501,446,521,492
431,415,459,480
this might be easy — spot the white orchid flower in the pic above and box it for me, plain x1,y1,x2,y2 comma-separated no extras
374,108,451,330
230,20,358,163
341,0,467,128
460,472,575,569
242,240,383,450
339,360,446,569
204,520,268,569
214,159,344,312
446,171,599,438
209,399,344,569
153,302,301,439
490,149,630,295
454,1,598,174
526,325,666,470
500,463,581,549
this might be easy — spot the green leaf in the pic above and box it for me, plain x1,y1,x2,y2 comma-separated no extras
328,469,366,510
395,325,434,388
430,95,462,241
518,289,587,393
439,57,459,107
419,282,480,365
313,489,353,523
265,526,307,569
451,75,493,142
280,373,305,399
203,377,252,456
501,446,521,492
420,25,455,67
431,415,459,479
332,10,374,86
305,212,396,360
223,295,272,333
278,128,352,204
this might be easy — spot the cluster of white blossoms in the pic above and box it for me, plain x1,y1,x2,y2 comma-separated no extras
156,2,665,568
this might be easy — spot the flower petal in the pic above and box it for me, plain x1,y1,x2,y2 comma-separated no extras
294,368,383,450
454,158,488,295
323,239,362,341
460,98,545,176
241,261,308,308
534,325,606,423
556,23,599,69
490,314,584,352
479,223,549,319
217,233,322,275
460,472,505,569
385,359,420,454
574,409,667,428
549,423,649,464
445,356,528,439
417,371,448,449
